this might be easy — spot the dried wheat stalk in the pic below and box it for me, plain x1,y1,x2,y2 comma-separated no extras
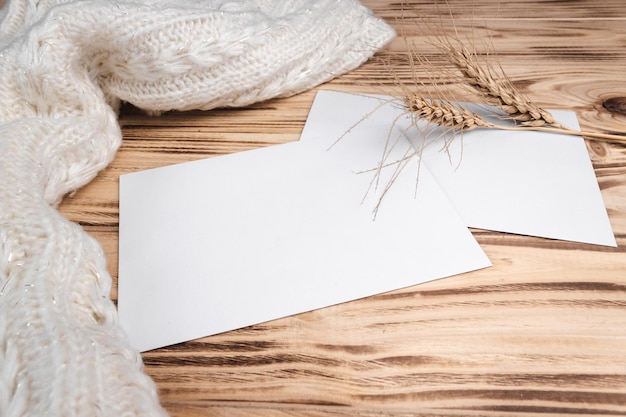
361,13,626,214
419,29,626,145
441,45,562,128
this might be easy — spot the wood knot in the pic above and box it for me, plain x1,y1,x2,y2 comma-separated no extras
603,97,626,115
587,139,607,158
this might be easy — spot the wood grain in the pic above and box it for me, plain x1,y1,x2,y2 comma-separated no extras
58,1,626,416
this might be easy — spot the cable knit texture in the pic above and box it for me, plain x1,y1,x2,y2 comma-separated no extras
0,1,394,416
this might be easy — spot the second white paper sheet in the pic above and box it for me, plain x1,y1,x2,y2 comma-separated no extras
118,92,490,352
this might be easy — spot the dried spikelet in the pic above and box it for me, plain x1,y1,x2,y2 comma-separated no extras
439,43,563,128
402,93,494,131
426,37,626,144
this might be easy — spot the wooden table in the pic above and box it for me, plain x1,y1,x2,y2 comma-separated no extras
59,1,626,416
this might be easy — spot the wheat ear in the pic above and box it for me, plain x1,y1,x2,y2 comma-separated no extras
431,38,626,145
402,93,494,131
439,43,562,128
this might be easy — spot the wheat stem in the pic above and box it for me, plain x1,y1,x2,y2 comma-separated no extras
491,124,626,145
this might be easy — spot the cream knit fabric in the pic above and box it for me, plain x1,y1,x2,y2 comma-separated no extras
0,1,394,416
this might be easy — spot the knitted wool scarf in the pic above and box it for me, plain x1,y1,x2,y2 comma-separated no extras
0,1,395,415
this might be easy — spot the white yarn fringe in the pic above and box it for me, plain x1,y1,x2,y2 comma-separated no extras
0,0,394,416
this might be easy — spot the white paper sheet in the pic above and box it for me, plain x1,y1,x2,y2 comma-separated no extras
118,92,491,352
307,91,616,247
